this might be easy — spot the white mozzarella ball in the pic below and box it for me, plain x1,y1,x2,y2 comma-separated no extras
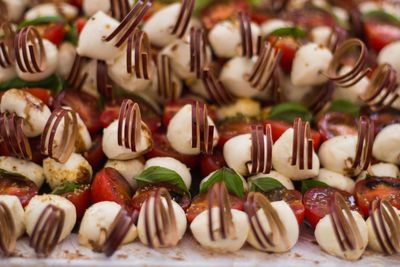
216,98,261,120
77,11,121,61
333,66,369,104
0,89,51,137
310,26,332,47
80,60,99,98
57,42,76,79
248,171,294,190
102,120,153,160
332,7,349,23
190,207,249,252
220,57,259,97
201,170,248,193
3,0,27,21
108,48,153,93
25,3,78,21
370,163,399,178
43,153,93,189
0,65,16,83
79,201,137,249
373,124,400,165
25,195,76,243
378,41,400,81
0,156,44,188
144,157,191,189
105,159,144,190
280,75,314,103
150,66,183,101
167,104,219,155
247,201,299,252
137,197,187,247
272,128,320,180
314,168,355,193
223,134,252,176
83,0,110,17
315,211,368,260
0,195,25,238
16,39,58,82
261,19,292,37
318,135,358,176
366,206,400,253
291,43,332,86
208,20,260,58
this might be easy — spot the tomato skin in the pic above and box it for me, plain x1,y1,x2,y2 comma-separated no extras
91,167,133,210
146,132,200,169
200,151,226,177
0,174,38,207
217,120,254,148
24,88,52,105
186,193,244,223
355,176,400,217
75,17,86,34
42,22,65,46
268,36,298,73
317,112,358,141
201,0,249,30
83,135,106,172
62,184,90,220
364,20,400,52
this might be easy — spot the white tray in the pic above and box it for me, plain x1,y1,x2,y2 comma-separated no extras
2,227,399,267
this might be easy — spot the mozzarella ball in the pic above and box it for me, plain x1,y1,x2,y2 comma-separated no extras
280,75,314,103
201,170,248,193
378,41,400,81
0,195,25,238
332,7,349,24
167,104,219,155
248,171,294,190
150,66,183,102
223,134,252,176
105,159,144,189
370,163,399,178
102,120,153,160
315,211,368,260
0,89,51,137
0,156,44,187
318,135,358,176
310,26,333,47
108,49,153,93
333,66,369,104
0,65,16,83
25,3,78,21
314,168,355,193
25,195,76,243
208,20,260,58
80,60,99,98
57,42,76,79
43,153,93,189
77,11,120,61
272,128,320,180
3,0,26,21
261,19,292,37
216,98,261,120
247,201,299,252
144,157,191,189
366,206,400,253
373,124,400,164
291,43,332,86
190,207,249,252
79,201,137,249
16,39,58,82
83,0,110,17
220,57,260,97
137,197,187,247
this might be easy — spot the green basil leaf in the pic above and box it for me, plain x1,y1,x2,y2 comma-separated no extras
52,181,81,195
18,16,63,28
269,27,306,39
135,166,189,195
301,179,329,194
363,10,400,26
249,177,285,193
328,100,360,117
268,102,313,123
0,74,64,93
199,167,244,198
64,24,78,46
0,168,27,179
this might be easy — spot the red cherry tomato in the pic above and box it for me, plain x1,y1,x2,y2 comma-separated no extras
355,176,400,217
268,36,298,73
317,112,358,141
265,189,305,225
146,132,200,169
186,193,244,223
364,20,400,52
200,150,226,177
0,173,38,207
75,17,86,34
83,135,106,172
200,0,249,30
303,187,359,228
42,22,65,46
100,105,120,128
91,167,133,210
217,120,254,148
24,88,52,105
61,184,90,220
131,183,191,212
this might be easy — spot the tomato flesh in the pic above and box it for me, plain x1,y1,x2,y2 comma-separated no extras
83,135,106,172
42,22,65,46
268,36,298,73
364,20,400,52
0,174,38,207
62,184,91,220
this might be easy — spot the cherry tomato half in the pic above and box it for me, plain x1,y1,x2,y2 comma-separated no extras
267,36,298,73
364,20,400,52
42,22,65,46
61,184,91,220
83,135,106,172
317,112,358,141
0,173,38,207
200,150,226,177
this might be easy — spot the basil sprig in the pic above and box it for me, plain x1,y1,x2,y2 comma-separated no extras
269,27,306,39
200,167,245,198
249,177,285,193
363,10,400,26
0,74,64,93
301,179,329,194
18,16,63,28
135,166,190,195
52,181,81,195
328,100,360,117
268,102,313,123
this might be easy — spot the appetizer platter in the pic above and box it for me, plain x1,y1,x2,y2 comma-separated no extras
0,0,400,266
